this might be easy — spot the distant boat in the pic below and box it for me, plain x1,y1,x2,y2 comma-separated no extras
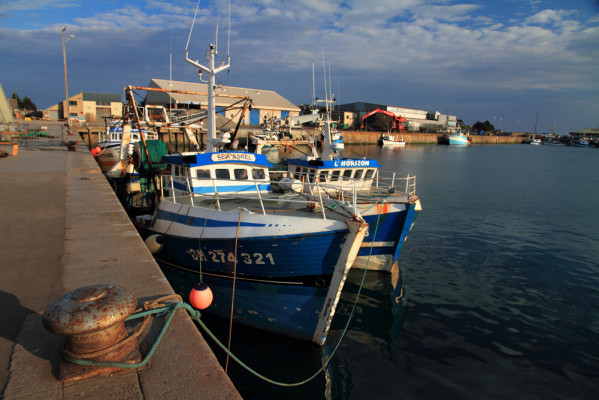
530,137,543,145
448,131,471,146
572,138,590,147
378,133,406,147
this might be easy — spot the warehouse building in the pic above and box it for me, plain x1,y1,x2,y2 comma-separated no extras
334,102,457,132
144,79,300,126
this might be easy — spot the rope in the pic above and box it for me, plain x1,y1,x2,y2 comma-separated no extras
226,209,243,372
63,202,385,387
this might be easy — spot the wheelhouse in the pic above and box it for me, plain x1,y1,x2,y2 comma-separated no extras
286,157,381,192
164,152,272,195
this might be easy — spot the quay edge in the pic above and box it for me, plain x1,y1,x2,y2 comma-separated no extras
0,138,241,399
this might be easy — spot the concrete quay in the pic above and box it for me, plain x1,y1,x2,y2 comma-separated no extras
0,138,241,399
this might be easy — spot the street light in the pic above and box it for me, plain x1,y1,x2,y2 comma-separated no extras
61,27,74,121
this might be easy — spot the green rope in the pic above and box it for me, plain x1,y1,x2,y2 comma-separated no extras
64,202,385,387
63,303,187,369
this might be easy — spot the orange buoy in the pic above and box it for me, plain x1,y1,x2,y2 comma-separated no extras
189,282,213,310
91,147,102,157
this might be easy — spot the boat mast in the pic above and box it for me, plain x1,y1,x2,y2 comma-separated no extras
184,1,230,153
319,51,335,160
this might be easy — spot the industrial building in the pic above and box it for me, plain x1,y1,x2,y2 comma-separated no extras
333,102,458,132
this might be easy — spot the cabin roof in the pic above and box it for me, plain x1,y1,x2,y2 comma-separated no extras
163,152,272,168
287,157,381,169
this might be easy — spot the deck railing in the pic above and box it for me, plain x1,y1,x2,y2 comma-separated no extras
159,174,360,221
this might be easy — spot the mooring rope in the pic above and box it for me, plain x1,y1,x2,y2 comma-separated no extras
65,201,385,388
226,208,243,372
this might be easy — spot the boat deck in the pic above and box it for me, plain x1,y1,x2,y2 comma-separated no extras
162,192,358,221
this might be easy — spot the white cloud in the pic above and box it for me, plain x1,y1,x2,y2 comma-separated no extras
0,0,79,12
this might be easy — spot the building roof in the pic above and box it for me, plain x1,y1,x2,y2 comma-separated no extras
81,92,121,103
569,128,599,137
146,79,299,112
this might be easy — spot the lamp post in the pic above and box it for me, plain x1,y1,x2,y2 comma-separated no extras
61,27,74,123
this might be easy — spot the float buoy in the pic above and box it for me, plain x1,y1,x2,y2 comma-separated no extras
189,282,213,310
144,234,164,254
91,147,102,157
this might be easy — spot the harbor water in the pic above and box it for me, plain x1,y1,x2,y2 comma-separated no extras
167,144,599,399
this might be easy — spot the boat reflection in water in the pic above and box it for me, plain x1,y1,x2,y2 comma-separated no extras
161,265,408,400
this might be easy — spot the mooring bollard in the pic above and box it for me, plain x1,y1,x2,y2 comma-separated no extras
42,284,141,382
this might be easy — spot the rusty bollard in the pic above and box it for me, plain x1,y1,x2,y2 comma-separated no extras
42,284,141,382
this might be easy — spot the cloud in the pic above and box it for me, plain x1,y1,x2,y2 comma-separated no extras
1,0,598,133
0,0,79,12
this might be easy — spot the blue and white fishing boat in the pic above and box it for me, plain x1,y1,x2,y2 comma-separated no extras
572,138,590,147
136,33,367,345
285,98,422,273
448,130,471,146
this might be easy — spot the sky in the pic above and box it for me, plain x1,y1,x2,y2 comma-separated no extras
1,0,598,135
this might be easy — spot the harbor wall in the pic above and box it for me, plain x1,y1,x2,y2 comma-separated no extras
74,126,526,148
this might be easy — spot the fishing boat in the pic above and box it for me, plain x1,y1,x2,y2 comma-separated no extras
378,133,406,147
93,124,158,174
572,138,590,147
136,32,367,345
447,130,471,146
530,137,543,145
285,97,421,273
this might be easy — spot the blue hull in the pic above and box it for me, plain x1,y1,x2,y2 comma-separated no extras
448,136,470,145
357,201,420,269
140,228,352,342
146,230,347,278
160,262,330,340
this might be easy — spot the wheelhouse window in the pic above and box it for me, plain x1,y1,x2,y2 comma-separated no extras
331,170,341,182
252,168,265,180
343,169,353,179
215,169,230,179
196,169,210,179
364,169,375,179
354,169,364,180
308,169,316,183
234,168,248,180
319,170,329,182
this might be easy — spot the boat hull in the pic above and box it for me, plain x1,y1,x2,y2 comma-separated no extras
354,199,421,272
158,261,333,341
139,199,367,344
448,135,471,145
381,139,405,147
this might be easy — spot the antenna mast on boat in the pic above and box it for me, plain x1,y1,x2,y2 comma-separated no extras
184,0,231,153
319,50,334,160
